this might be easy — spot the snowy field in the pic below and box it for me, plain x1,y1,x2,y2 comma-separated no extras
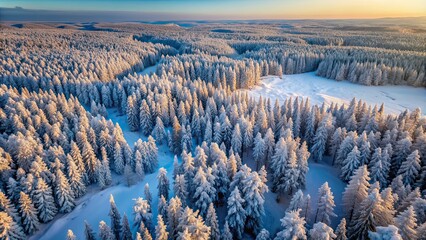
245,72,426,115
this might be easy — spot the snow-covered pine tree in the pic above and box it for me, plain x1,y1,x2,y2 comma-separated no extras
335,218,347,240
99,220,115,240
109,195,122,240
144,183,153,206
0,211,25,240
66,155,86,198
397,150,421,186
54,168,75,213
255,228,270,240
174,174,188,204
193,167,216,217
231,123,243,156
309,222,336,240
19,192,40,234
242,171,268,234
157,168,170,200
341,145,361,182
133,197,152,232
113,142,124,174
226,187,246,239
253,133,266,170
167,197,182,239
314,182,337,225
67,229,76,240
155,215,168,240
205,203,220,240
157,196,168,223
342,165,370,221
33,178,57,223
121,213,132,240
368,225,403,240
275,209,307,240
311,114,333,162
394,206,418,240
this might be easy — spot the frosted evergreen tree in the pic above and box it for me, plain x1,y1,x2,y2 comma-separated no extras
263,128,275,166
177,228,192,240
126,96,139,132
311,114,332,162
54,168,75,213
309,222,336,240
113,142,124,174
394,206,417,240
369,225,403,240
85,221,97,240
157,196,168,224
155,215,168,240
213,121,223,144
296,141,310,188
205,203,220,240
204,120,213,145
417,222,426,240
167,197,182,239
109,195,122,240
253,133,266,170
140,100,153,135
33,178,57,223
194,146,208,170
133,197,152,232
212,158,229,203
173,117,183,154
157,168,170,200
341,146,361,182
139,222,153,240
226,188,246,239
81,139,100,183
397,150,421,186
342,165,370,221
66,229,77,240
391,136,412,175
349,188,385,240
67,155,86,198
99,221,115,240
0,191,20,224
124,164,135,186
174,174,188,204
19,192,40,234
121,213,132,240
101,147,112,186
231,124,243,156
336,132,358,167
177,207,210,239
358,138,371,166
314,182,337,225
0,211,25,240
330,127,345,165
288,190,305,212
335,218,347,240
227,152,238,180
256,229,270,240
270,138,288,194
275,209,307,240
242,171,268,234
369,147,390,188
144,183,153,206
193,167,215,217
221,221,233,240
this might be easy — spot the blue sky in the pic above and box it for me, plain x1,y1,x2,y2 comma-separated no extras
2,0,425,19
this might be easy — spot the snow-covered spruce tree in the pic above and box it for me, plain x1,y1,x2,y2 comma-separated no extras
205,203,220,240
287,190,305,212
296,141,310,188
221,221,233,240
342,165,370,221
369,147,390,188
133,197,152,232
255,228,270,240
231,123,243,156
140,99,153,135
226,188,246,239
54,167,75,213
155,215,169,240
174,174,188,204
340,145,361,182
193,167,216,217
99,220,115,240
177,207,210,239
19,192,40,234
157,196,168,224
253,133,266,170
242,170,268,235
66,155,86,198
309,222,336,240
113,142,125,174
121,213,132,240
0,211,26,240
167,197,182,239
65,229,76,240
336,131,358,167
127,96,139,132
85,221,97,240
397,150,421,186
314,182,337,226
394,206,418,240
275,209,307,240
310,113,333,162
144,183,153,207
109,195,122,240
335,218,347,240
369,225,403,240
33,178,57,223
157,168,170,200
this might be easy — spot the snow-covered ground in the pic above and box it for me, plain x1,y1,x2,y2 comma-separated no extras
38,109,176,240
245,72,426,115
137,64,158,76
